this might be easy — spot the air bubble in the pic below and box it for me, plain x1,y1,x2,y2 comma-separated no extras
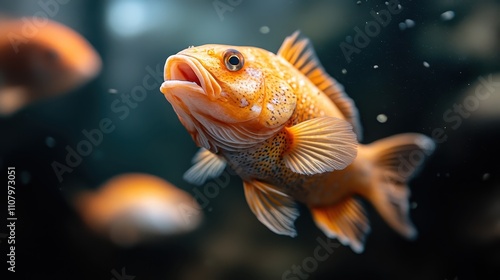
441,11,455,21
45,136,56,148
376,114,387,123
259,26,270,34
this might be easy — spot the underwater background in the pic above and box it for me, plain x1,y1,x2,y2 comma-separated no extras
1,0,499,279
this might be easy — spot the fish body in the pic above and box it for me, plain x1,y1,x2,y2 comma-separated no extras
0,17,101,115
75,173,202,246
161,31,434,252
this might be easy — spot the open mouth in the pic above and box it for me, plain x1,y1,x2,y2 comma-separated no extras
161,54,220,99
173,62,202,88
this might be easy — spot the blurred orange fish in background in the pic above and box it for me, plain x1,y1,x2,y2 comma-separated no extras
0,17,101,115
74,173,203,247
160,31,435,253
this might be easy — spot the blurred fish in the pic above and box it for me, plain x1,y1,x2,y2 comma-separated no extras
160,31,434,252
0,17,101,115
74,173,202,246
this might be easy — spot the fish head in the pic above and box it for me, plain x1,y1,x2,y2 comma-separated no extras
161,44,297,152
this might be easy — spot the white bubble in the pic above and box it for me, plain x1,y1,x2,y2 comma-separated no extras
373,65,379,69
45,136,56,148
423,61,430,68
376,114,387,123
482,173,490,181
341,69,347,74
440,11,455,21
108,88,118,94
259,26,270,34
405,19,415,28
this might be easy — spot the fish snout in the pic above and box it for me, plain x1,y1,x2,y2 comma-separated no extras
161,54,220,99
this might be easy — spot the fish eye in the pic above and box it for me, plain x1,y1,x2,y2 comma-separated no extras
223,49,244,72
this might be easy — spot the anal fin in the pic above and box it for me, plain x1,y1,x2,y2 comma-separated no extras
310,198,370,253
244,180,299,237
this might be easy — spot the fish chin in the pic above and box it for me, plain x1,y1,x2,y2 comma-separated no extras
161,81,276,152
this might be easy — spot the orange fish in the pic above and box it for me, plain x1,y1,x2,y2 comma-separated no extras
74,173,202,246
160,31,435,252
0,17,101,115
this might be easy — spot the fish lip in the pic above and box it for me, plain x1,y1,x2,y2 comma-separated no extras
161,54,220,99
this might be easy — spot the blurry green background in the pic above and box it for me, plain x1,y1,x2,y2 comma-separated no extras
1,0,500,279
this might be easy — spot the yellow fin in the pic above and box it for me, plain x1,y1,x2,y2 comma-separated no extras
183,148,227,185
283,117,357,175
310,198,370,253
243,180,299,237
362,133,435,238
277,31,363,139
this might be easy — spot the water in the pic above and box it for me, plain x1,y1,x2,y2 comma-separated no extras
1,1,499,279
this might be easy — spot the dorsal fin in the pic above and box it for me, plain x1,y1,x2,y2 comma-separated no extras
277,31,363,140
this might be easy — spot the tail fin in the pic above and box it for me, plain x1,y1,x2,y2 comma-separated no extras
361,133,435,239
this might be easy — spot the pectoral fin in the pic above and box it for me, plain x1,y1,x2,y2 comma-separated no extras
183,148,227,185
243,180,299,237
283,117,357,175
